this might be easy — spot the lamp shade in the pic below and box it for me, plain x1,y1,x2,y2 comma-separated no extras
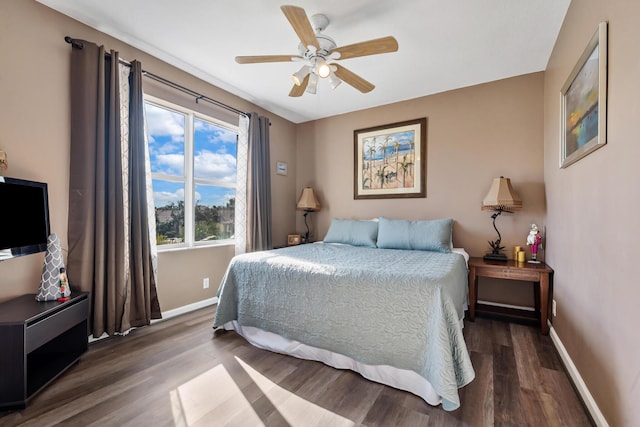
481,177,522,210
296,187,321,211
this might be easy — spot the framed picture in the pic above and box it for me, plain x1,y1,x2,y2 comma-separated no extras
560,21,608,168
276,161,288,176
354,117,427,199
287,234,301,246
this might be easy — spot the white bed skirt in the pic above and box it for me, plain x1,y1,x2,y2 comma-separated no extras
222,320,445,407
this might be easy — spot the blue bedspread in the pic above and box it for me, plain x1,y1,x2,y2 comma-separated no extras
213,243,475,410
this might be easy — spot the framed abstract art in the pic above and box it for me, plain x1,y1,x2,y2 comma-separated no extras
560,21,608,168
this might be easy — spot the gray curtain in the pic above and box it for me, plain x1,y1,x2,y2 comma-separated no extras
68,40,161,337
246,113,272,252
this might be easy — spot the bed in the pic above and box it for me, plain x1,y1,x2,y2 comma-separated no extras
213,217,475,411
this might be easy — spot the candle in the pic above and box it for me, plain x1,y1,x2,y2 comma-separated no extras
517,250,526,262
513,246,522,260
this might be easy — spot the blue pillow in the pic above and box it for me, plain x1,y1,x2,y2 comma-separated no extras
323,218,378,247
376,217,453,252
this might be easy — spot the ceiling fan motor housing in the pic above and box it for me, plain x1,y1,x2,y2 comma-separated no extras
299,14,336,59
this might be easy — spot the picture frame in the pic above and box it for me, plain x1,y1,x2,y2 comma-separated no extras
354,117,427,199
560,21,608,168
276,161,288,176
287,234,301,246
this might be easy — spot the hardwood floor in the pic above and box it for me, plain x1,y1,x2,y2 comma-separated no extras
0,306,594,427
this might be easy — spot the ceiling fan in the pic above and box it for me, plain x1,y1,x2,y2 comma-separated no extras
235,5,399,97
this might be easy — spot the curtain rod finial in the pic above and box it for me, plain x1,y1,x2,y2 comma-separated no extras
64,36,84,49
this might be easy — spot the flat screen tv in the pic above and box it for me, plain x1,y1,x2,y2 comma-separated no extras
0,177,51,261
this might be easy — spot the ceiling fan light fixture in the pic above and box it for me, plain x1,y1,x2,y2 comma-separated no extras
292,65,311,86
306,72,318,94
328,72,342,89
316,59,331,78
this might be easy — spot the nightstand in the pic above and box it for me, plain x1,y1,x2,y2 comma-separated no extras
467,257,554,335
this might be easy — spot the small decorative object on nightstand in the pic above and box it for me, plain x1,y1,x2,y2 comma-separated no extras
481,176,522,261
287,234,301,246
526,223,542,263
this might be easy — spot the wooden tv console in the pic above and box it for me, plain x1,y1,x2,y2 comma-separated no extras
0,292,89,409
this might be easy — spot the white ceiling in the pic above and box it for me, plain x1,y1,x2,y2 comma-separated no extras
36,0,570,124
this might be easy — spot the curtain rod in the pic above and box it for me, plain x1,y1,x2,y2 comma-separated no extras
64,36,250,118
141,71,249,118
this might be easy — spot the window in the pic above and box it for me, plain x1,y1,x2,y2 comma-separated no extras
144,96,238,248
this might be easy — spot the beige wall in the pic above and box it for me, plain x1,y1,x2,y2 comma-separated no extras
0,0,297,310
544,1,640,425
296,73,547,306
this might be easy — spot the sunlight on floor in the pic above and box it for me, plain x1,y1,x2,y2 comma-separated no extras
236,356,355,427
169,356,355,426
170,363,263,426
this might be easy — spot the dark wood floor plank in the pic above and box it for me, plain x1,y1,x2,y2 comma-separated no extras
0,307,593,427
490,319,513,348
519,387,560,427
362,388,429,427
510,322,545,392
464,316,494,354
310,369,383,424
493,343,527,426
456,351,494,426
542,367,594,427
535,332,565,371
277,357,324,393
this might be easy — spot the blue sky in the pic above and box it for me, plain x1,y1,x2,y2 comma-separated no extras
144,102,237,208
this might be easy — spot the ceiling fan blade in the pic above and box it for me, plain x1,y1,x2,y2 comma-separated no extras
333,64,375,93
289,74,310,97
281,5,319,50
235,55,302,64
329,36,399,60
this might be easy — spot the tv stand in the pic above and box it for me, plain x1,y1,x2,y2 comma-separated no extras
0,292,89,409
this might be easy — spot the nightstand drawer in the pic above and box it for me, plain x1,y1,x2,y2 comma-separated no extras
475,267,540,281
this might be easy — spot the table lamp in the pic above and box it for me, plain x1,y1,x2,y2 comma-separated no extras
296,187,321,243
481,176,522,261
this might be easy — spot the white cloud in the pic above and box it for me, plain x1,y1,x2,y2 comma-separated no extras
154,140,183,155
194,151,236,182
154,188,184,207
155,153,185,175
145,104,184,143
213,128,237,144
195,120,237,145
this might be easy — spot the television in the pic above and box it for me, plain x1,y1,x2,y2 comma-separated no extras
0,177,51,261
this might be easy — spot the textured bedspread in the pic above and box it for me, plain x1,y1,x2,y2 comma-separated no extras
213,243,475,410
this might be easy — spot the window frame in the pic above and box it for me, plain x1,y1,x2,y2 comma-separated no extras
144,94,239,251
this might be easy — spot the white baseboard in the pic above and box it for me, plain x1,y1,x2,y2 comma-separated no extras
152,296,218,324
477,299,535,311
89,297,218,343
549,325,609,427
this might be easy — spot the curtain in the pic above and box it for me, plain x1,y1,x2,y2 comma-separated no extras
245,113,272,252
126,61,161,329
68,40,161,337
234,115,249,255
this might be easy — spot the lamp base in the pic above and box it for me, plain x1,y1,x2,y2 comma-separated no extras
483,252,508,261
